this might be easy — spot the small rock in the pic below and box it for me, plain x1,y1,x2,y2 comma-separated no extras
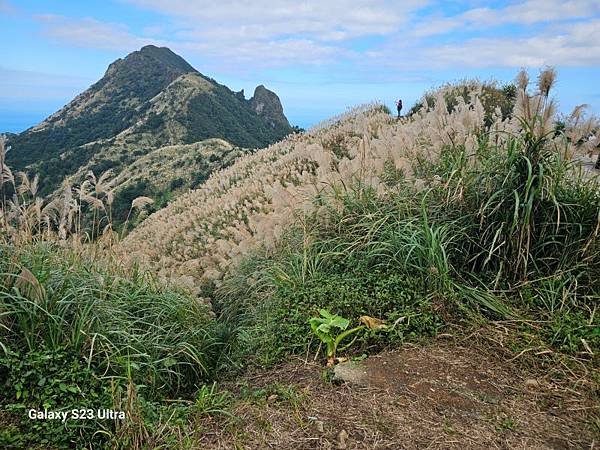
525,378,540,389
336,429,348,449
333,361,369,385
314,420,324,433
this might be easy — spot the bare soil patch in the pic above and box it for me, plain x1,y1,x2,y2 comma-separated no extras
195,334,599,449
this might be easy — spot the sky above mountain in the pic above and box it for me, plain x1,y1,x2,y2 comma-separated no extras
1,0,600,132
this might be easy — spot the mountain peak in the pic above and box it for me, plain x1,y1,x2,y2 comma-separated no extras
139,44,161,52
6,47,292,197
108,45,197,77
7,46,198,172
250,85,290,129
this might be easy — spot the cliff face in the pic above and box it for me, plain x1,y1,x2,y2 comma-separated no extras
250,85,291,129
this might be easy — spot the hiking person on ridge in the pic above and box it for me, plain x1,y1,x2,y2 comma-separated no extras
395,99,403,118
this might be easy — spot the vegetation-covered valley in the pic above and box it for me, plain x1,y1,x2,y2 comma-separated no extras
1,69,599,448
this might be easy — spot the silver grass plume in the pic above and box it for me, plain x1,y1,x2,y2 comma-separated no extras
537,66,557,97
131,196,154,210
516,68,529,91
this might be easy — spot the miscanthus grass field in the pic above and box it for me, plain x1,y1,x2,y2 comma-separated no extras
1,69,599,448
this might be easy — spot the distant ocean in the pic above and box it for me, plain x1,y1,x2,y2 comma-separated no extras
0,110,47,133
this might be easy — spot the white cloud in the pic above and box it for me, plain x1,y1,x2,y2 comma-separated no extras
27,1,600,73
177,38,342,67
32,5,361,68
375,19,600,69
117,0,429,68
35,14,156,51
125,0,428,41
413,0,600,37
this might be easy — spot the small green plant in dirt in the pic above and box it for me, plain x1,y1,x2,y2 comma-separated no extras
196,383,234,418
495,416,517,432
215,191,446,368
309,309,364,366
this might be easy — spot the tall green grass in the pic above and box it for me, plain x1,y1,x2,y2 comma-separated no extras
0,243,218,393
0,243,222,447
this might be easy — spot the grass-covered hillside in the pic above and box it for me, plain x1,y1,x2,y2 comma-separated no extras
1,69,599,448
108,139,251,226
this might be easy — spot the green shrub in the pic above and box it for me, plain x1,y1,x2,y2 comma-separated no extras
170,177,185,190
112,179,152,222
546,310,600,354
0,349,118,449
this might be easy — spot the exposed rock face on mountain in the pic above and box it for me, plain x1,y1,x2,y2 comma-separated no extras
250,85,291,129
5,45,293,197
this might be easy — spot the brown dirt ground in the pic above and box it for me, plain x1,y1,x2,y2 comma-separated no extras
194,330,599,449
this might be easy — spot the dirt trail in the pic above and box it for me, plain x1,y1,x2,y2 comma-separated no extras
197,338,598,449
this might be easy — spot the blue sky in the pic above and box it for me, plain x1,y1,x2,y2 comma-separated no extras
1,0,600,131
